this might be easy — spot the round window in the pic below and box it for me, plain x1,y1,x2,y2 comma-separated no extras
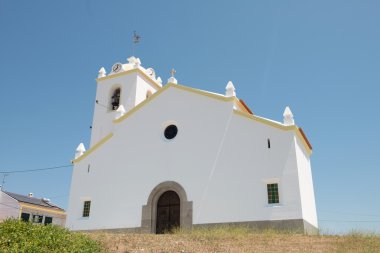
164,125,178,140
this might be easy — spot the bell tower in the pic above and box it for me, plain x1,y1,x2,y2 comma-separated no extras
90,56,163,146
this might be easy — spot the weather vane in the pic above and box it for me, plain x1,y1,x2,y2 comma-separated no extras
132,31,141,56
133,31,141,43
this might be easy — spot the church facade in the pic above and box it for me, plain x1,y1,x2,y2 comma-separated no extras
66,57,318,234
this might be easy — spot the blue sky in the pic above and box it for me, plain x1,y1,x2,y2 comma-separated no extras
0,0,379,234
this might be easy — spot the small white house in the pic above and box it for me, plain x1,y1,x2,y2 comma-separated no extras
66,57,318,234
0,189,66,226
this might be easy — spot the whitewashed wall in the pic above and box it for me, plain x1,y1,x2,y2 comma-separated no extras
0,191,20,220
67,83,317,231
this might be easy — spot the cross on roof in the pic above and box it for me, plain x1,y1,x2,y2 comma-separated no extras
170,68,176,77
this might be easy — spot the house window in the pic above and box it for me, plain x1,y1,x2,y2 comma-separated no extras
20,213,30,222
44,216,53,225
267,183,279,204
82,201,91,217
32,215,43,223
267,138,271,149
110,88,121,110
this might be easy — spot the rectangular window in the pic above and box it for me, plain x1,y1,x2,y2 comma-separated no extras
32,214,43,223
20,212,30,222
44,216,53,225
82,201,91,217
267,183,279,204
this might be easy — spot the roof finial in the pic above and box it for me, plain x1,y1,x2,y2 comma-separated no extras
115,105,126,120
283,106,295,126
127,56,141,68
75,143,86,159
225,81,236,97
170,68,176,77
167,68,178,84
98,67,106,78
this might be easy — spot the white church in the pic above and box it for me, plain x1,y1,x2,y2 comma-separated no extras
66,56,318,234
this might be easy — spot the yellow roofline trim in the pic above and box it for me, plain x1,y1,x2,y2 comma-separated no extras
114,83,250,124
173,84,234,102
113,83,174,124
233,110,312,155
72,133,114,164
100,72,252,115
96,68,162,90
295,128,313,155
20,203,66,215
233,110,295,130
170,85,252,114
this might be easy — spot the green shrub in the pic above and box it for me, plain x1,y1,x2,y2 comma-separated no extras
0,219,101,253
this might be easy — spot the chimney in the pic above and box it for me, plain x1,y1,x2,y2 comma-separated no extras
28,193,33,197
42,198,51,203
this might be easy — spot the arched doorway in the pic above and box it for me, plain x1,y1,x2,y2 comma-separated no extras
156,191,180,234
141,181,193,233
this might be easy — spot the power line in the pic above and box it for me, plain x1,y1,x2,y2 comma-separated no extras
319,210,380,218
95,100,109,109
0,164,72,174
0,202,21,210
319,219,380,223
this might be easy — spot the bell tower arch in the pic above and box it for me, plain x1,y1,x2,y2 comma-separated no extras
89,57,162,146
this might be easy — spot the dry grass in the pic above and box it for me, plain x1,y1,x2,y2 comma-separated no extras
89,227,380,253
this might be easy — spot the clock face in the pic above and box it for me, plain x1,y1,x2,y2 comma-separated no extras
112,63,122,73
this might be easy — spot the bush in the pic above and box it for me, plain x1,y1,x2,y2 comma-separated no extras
0,219,101,253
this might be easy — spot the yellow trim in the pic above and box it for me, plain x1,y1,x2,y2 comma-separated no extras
19,203,66,215
233,110,312,155
114,83,238,124
96,68,162,90
295,128,313,155
86,82,311,159
233,97,251,114
114,83,174,123
173,84,234,102
72,133,114,164
233,110,295,130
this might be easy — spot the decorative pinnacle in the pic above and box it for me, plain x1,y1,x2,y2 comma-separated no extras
167,68,178,84
127,56,141,68
225,81,236,97
75,143,86,159
98,67,106,78
115,105,126,120
283,106,295,126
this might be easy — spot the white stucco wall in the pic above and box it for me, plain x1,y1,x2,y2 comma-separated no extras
67,83,317,231
0,191,20,220
90,72,158,147
295,137,318,227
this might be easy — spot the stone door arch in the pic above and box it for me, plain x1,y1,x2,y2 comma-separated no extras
141,181,193,233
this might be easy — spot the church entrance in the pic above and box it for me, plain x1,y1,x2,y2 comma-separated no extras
156,190,180,234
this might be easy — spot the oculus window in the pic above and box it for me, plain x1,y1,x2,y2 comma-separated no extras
164,125,178,140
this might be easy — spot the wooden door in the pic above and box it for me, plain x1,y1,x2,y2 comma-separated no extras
156,190,180,234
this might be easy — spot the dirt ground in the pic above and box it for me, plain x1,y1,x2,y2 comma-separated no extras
89,232,380,253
